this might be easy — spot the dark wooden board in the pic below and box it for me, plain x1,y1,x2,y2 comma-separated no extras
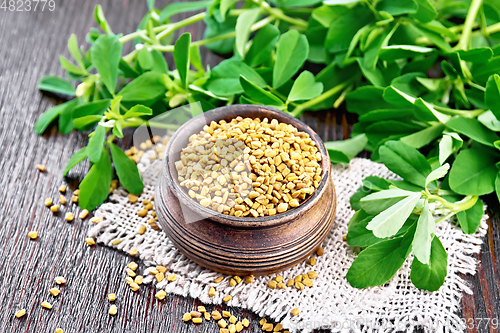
0,1,498,332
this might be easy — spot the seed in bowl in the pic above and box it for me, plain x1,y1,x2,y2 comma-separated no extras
175,117,322,217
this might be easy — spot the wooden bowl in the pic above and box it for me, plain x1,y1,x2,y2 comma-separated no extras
155,105,336,276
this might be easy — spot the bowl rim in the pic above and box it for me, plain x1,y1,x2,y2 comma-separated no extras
162,104,331,228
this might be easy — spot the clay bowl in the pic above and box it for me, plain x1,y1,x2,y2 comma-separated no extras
155,105,336,276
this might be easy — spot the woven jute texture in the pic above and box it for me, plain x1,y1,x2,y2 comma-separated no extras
88,146,487,333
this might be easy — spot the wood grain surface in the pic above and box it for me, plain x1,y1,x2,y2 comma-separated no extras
0,1,499,332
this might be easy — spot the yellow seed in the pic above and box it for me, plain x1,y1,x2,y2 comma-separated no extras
108,293,116,301
86,238,95,246
274,323,283,331
128,193,139,203
212,310,222,320
144,203,153,210
205,312,211,321
316,247,324,256
235,321,244,332
59,185,66,193
126,268,136,278
286,279,294,287
36,164,46,172
156,266,167,273
109,305,117,315
218,319,228,328
209,287,216,297
229,315,237,324
137,209,148,217
59,195,66,205
230,278,237,286
277,203,288,213
275,276,283,283
191,311,202,318
245,276,253,284
167,274,177,282
268,280,277,289
15,309,26,318
125,277,133,284
74,189,79,195
130,248,138,256
277,282,286,289
128,262,138,271
223,295,232,302
260,318,267,325
308,257,316,266
28,231,38,240
242,318,250,327
262,323,273,331
291,307,299,316
65,212,74,221
228,324,236,333
112,239,122,245
183,312,192,322
71,196,79,203
79,209,89,219
214,276,224,283
155,290,166,300
49,288,60,297
55,329,63,333
222,311,231,318
44,198,52,207
295,281,305,290
220,329,229,333
129,282,140,291
134,275,143,285
90,216,103,224
307,271,318,279
55,276,66,284
192,318,203,324
198,306,206,313
234,276,242,284
303,278,313,287
41,301,52,309
149,268,159,275
50,205,59,213
156,272,165,282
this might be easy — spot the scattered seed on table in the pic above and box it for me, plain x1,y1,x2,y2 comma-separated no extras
229,315,237,324
36,164,46,172
109,305,117,315
316,247,324,256
144,203,153,210
65,212,74,222
274,323,283,331
55,329,63,333
126,268,136,278
73,189,79,195
294,275,302,283
190,311,202,318
59,195,66,205
49,288,60,297
242,318,250,327
295,281,305,290
79,209,89,219
262,323,273,331
222,311,231,318
128,193,138,203
212,310,222,320
235,321,244,332
112,239,122,245
128,262,138,271
268,280,277,289
230,278,236,287
135,275,143,285
155,290,166,300
198,306,206,313
125,277,133,285
156,272,165,282
41,301,52,310
149,268,159,275
137,209,148,217
220,329,229,333
308,257,316,266
277,282,286,289
28,231,38,240
183,313,191,322
192,318,202,324
71,196,78,203
275,276,283,283
342,235,347,241
129,282,140,291
156,266,167,273
167,274,176,282
55,276,66,284
130,248,138,256
245,276,253,284
228,324,236,333
86,238,95,246
291,307,299,316
50,205,59,213
307,271,318,279
59,185,66,193
208,287,216,297
15,309,26,318
108,294,116,301
214,276,224,283
218,319,228,328
303,278,313,287
286,279,294,287
259,318,267,325
137,225,147,235
45,198,52,207
90,216,103,224
204,312,211,321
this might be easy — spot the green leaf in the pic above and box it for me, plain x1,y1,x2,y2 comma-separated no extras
412,25,452,52
110,143,143,195
457,199,484,234
400,123,445,149
160,0,213,21
173,33,191,90
346,236,411,288
117,71,166,102
119,58,140,79
324,134,367,163
486,74,500,120
288,71,324,102
239,76,283,106
72,100,110,119
208,59,266,95
379,140,431,187
273,30,309,89
87,125,106,164
245,24,280,67
360,189,413,215
34,102,68,134
73,115,102,131
94,5,113,33
38,75,76,96
60,56,87,76
235,8,259,59
376,0,417,15
379,45,435,61
203,14,236,54
346,215,383,247
478,111,500,132
137,48,169,74
68,34,86,70
63,147,87,177
449,147,497,196
220,0,238,20
78,148,112,211
190,46,204,74
412,200,435,264
123,105,153,119
411,0,437,23
439,134,453,165
91,34,122,94
410,236,447,291
446,117,499,147
425,163,450,187
496,173,500,203
458,48,493,63
346,86,394,115
366,192,421,238
58,99,79,135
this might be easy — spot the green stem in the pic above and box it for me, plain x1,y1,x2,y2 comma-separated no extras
156,12,207,41
455,0,482,50
257,1,308,29
432,105,485,118
424,193,479,213
123,118,180,131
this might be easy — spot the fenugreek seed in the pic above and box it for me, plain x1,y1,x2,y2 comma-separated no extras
183,312,192,322
129,282,140,291
55,276,66,284
109,305,117,315
205,312,211,321
307,271,318,279
65,212,74,221
214,276,224,283
316,247,324,256
192,318,203,324
262,323,274,331
218,319,228,328
45,198,52,207
268,280,277,289
144,203,153,210
274,323,283,331
233,276,242,284
222,311,231,318
108,293,116,301
295,281,305,290
79,209,89,219
112,239,122,245
277,203,288,213
209,287,216,297
126,268,136,278
59,195,66,205
37,164,46,172
55,329,63,333
28,231,38,239
90,216,103,224
156,272,165,282
71,196,78,203
167,274,177,282
15,309,26,318
156,266,167,273
212,310,222,320
230,278,237,287
125,277,133,284
130,248,138,256
41,301,52,309
235,321,244,332
74,189,79,195
275,276,283,283
245,275,253,284
155,290,166,300
86,238,95,246
242,318,250,327
49,288,60,296
137,209,148,217
277,282,286,289
59,185,66,193
229,315,237,324
50,205,59,213
260,318,267,325
220,329,229,333
294,275,302,283
308,257,317,266
128,262,138,271
228,324,236,333
128,194,139,203
190,311,202,318
303,278,313,287
197,306,206,313
223,295,232,302
289,198,300,207
134,275,143,285
149,268,159,275
291,307,300,316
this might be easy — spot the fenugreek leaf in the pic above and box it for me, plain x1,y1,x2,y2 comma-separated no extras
235,8,260,59
324,134,367,164
446,117,499,148
60,56,87,76
123,105,153,119
496,173,500,203
94,5,113,34
245,24,280,67
273,30,309,89
78,148,112,211
360,189,414,215
87,125,106,164
110,143,143,195
38,75,76,96
412,200,435,264
159,0,214,22
117,71,166,102
34,101,73,134
173,33,191,90
73,115,102,131
239,76,283,106
91,34,122,94
72,100,110,119
68,34,86,70
456,199,484,234
425,163,450,188
58,99,80,135
486,74,500,120
288,71,324,102
63,146,88,177
410,236,447,291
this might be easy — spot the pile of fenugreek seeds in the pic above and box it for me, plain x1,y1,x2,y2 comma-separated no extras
175,117,323,217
